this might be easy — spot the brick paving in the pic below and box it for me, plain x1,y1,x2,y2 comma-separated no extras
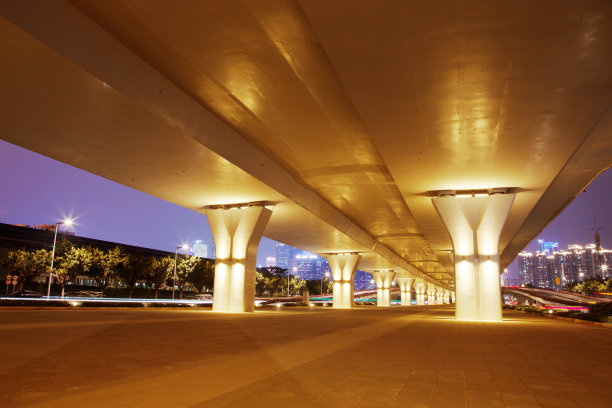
0,306,610,407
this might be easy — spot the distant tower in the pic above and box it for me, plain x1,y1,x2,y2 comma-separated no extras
589,217,603,252
589,218,604,276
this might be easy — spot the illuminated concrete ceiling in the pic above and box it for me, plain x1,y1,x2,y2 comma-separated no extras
1,0,611,290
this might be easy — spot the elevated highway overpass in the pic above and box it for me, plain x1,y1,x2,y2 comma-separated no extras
1,1,611,319
503,286,612,309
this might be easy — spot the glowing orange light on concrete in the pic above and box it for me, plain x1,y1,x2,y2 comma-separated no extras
325,253,360,309
414,280,427,305
206,205,271,313
372,270,396,307
433,193,515,321
397,277,414,305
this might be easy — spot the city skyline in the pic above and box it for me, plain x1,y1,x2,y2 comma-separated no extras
1,139,610,279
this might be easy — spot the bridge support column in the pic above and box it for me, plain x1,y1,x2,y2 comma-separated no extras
372,270,396,307
427,287,437,304
436,288,444,304
325,253,360,309
397,277,414,305
206,205,272,313
433,193,515,321
415,280,427,305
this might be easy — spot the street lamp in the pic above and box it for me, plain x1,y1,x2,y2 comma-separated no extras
47,219,73,298
173,244,189,300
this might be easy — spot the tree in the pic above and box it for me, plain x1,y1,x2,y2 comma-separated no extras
176,255,198,299
117,253,152,298
88,246,124,293
3,248,51,290
255,271,269,296
54,245,91,296
582,278,605,295
306,276,332,295
257,266,288,296
147,256,174,299
289,275,307,296
188,258,214,294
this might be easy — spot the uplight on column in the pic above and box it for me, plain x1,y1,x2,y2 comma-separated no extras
433,189,515,321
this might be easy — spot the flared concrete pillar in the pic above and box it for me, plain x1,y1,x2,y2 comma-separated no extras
427,287,437,304
372,270,396,307
206,205,272,313
435,288,444,304
397,277,414,305
325,253,360,309
415,280,427,305
433,193,515,321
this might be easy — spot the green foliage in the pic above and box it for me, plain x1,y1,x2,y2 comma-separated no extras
563,277,609,295
54,246,91,296
188,259,214,294
256,267,285,296
147,256,174,298
87,246,124,292
289,275,306,295
3,248,51,289
117,252,152,298
175,255,199,298
582,279,606,295
2,244,215,299
255,267,307,296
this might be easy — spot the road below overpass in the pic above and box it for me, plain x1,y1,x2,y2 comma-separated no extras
0,306,610,407
503,287,612,308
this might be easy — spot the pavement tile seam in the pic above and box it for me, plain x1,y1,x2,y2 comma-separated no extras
8,311,419,407
1,307,610,407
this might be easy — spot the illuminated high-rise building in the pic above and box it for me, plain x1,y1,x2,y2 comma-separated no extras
275,243,291,269
191,240,208,258
518,240,611,288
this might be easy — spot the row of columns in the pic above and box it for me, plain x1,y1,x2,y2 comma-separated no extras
204,203,453,312
204,192,514,321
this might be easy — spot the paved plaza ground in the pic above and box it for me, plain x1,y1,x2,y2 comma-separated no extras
0,305,610,407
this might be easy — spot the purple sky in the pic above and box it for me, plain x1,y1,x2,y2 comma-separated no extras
1,139,610,276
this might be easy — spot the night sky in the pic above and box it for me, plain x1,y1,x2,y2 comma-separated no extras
1,139,610,277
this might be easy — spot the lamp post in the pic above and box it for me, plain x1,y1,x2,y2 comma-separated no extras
173,244,189,300
47,219,73,298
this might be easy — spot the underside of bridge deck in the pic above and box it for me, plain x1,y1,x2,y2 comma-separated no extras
1,1,611,313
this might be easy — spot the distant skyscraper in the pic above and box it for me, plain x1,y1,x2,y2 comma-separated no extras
275,243,291,269
191,240,208,258
266,257,276,267
293,252,326,280
518,240,611,288
354,270,375,290
537,239,558,255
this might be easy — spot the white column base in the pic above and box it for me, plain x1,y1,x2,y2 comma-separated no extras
415,281,427,305
326,253,360,309
397,277,414,305
372,270,396,307
206,206,271,313
433,194,515,321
